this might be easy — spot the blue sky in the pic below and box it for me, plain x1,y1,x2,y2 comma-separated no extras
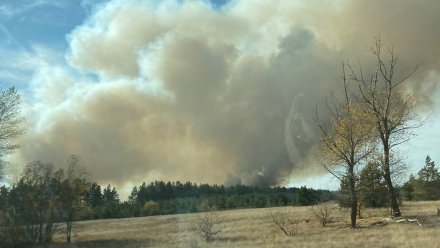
0,0,230,86
0,0,86,87
0,0,439,191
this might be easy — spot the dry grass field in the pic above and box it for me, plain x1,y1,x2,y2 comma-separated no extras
49,201,440,248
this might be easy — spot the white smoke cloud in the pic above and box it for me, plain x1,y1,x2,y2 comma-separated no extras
16,0,440,189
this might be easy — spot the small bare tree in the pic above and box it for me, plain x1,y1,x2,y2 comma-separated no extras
59,155,88,243
310,203,333,226
195,211,222,242
348,37,423,217
265,211,297,237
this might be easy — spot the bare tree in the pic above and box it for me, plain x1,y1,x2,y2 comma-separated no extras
310,203,333,226
0,87,25,180
195,210,222,242
348,38,423,217
59,155,88,243
264,211,297,237
316,64,376,228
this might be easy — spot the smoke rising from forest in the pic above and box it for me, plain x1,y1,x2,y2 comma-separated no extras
17,0,440,188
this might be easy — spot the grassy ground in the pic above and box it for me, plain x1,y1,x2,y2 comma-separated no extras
49,201,440,248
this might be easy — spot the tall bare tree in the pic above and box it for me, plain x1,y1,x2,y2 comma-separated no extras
348,38,422,217
0,87,25,180
316,64,376,228
59,155,88,243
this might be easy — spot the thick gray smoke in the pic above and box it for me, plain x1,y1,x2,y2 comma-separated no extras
16,0,440,189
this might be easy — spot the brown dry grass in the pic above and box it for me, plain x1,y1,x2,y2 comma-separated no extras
48,201,440,248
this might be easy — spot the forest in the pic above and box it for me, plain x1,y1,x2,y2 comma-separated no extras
0,155,335,246
1,154,439,246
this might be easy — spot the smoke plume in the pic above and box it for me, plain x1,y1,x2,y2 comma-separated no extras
18,0,440,188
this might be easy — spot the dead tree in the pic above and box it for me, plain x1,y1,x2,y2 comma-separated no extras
348,37,423,217
265,211,297,236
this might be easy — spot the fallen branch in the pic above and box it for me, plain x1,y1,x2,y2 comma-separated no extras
395,218,423,227
370,221,387,227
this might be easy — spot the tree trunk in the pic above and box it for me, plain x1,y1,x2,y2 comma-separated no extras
384,170,400,217
348,167,357,228
66,220,72,243
45,222,53,242
45,203,54,243
383,148,401,217
38,219,43,243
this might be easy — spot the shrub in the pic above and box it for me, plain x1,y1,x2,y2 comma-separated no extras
265,211,297,236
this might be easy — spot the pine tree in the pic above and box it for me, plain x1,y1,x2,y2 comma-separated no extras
402,175,416,200
85,183,104,208
358,163,388,208
103,185,119,203
416,156,440,200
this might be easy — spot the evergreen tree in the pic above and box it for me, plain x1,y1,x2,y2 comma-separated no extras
296,186,318,205
85,183,104,208
101,185,120,218
336,175,356,208
338,163,387,213
103,185,119,203
402,175,416,201
416,156,440,200
358,163,388,208
418,156,439,182
401,156,440,201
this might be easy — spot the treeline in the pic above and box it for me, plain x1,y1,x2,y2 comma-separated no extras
0,155,335,246
127,181,335,216
84,181,335,219
402,156,440,201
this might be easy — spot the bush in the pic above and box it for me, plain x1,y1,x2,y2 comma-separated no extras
310,203,333,226
144,200,159,215
265,211,298,236
195,211,222,241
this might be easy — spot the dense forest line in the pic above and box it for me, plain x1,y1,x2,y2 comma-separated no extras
104,181,335,218
0,156,335,246
1,155,439,246
1,171,337,221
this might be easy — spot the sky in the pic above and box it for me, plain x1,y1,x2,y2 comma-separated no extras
0,0,439,195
